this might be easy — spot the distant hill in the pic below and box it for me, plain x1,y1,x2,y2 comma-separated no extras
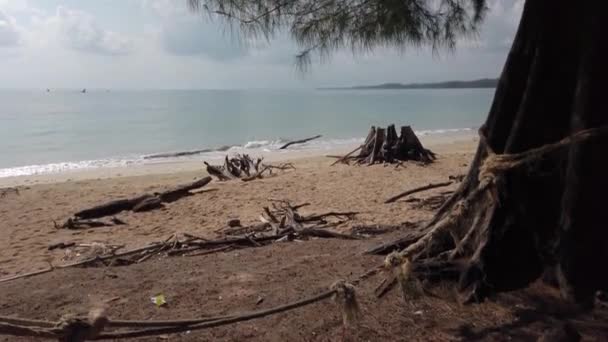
321,78,498,90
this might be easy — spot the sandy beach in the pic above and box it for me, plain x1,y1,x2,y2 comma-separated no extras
0,136,477,276
2,136,608,341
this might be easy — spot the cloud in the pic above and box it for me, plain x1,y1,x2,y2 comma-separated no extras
139,0,247,60
54,6,133,55
0,0,31,14
0,11,19,47
159,18,247,60
0,0,522,89
138,0,189,17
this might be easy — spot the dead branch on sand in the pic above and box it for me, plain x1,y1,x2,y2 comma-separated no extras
0,202,373,283
205,154,295,181
53,217,126,230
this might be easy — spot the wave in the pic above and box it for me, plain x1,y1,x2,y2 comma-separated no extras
0,127,474,178
0,158,141,178
416,127,473,136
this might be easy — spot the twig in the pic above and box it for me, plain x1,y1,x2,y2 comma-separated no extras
293,202,311,210
300,212,359,222
0,267,54,283
186,245,233,257
331,145,362,166
279,135,322,149
56,243,165,269
136,247,164,263
384,181,454,204
242,166,271,182
265,163,296,171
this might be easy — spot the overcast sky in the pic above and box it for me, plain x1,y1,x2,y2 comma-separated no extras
0,0,523,89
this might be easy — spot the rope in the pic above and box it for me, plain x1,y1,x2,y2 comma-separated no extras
0,280,362,340
95,289,337,339
0,316,55,328
0,322,59,339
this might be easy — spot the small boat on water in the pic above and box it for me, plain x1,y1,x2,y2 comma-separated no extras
81,88,86,93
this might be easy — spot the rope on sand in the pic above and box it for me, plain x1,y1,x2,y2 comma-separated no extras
0,281,358,341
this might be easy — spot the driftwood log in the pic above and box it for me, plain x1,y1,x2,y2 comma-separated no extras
72,177,212,220
279,135,322,149
333,124,436,165
205,154,295,181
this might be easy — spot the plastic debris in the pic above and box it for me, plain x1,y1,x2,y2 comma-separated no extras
150,294,167,307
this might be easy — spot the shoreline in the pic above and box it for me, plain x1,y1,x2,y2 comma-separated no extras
0,132,478,187
0,137,476,277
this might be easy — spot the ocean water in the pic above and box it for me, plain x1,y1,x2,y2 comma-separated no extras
0,88,494,177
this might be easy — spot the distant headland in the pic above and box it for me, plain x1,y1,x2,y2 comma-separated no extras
319,78,498,90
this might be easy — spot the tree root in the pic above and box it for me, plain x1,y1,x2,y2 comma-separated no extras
369,125,608,303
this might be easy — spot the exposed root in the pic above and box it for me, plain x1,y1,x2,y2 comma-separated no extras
370,125,608,302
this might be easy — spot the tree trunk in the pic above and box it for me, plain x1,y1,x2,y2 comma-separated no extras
389,0,608,306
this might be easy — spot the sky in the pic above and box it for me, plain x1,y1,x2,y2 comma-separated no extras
0,0,524,89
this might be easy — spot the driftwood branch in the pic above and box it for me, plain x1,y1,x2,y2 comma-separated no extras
279,135,322,149
300,211,359,222
53,217,126,230
242,166,271,182
72,177,211,220
0,266,54,284
384,181,453,204
330,145,362,166
206,154,293,181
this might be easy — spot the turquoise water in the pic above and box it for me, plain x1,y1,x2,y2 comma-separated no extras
0,88,494,176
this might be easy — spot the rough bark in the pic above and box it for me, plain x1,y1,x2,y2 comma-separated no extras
334,125,435,165
360,126,377,156
398,126,436,163
374,0,608,306
368,127,385,165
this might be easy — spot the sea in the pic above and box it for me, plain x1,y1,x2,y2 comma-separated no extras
0,88,494,178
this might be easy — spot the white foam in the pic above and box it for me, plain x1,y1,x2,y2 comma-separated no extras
0,127,474,178
416,127,472,136
0,158,142,178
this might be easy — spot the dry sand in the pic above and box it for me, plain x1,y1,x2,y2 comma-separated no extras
0,138,476,276
2,136,606,341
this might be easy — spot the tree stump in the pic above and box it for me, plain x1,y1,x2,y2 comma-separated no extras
334,124,436,165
